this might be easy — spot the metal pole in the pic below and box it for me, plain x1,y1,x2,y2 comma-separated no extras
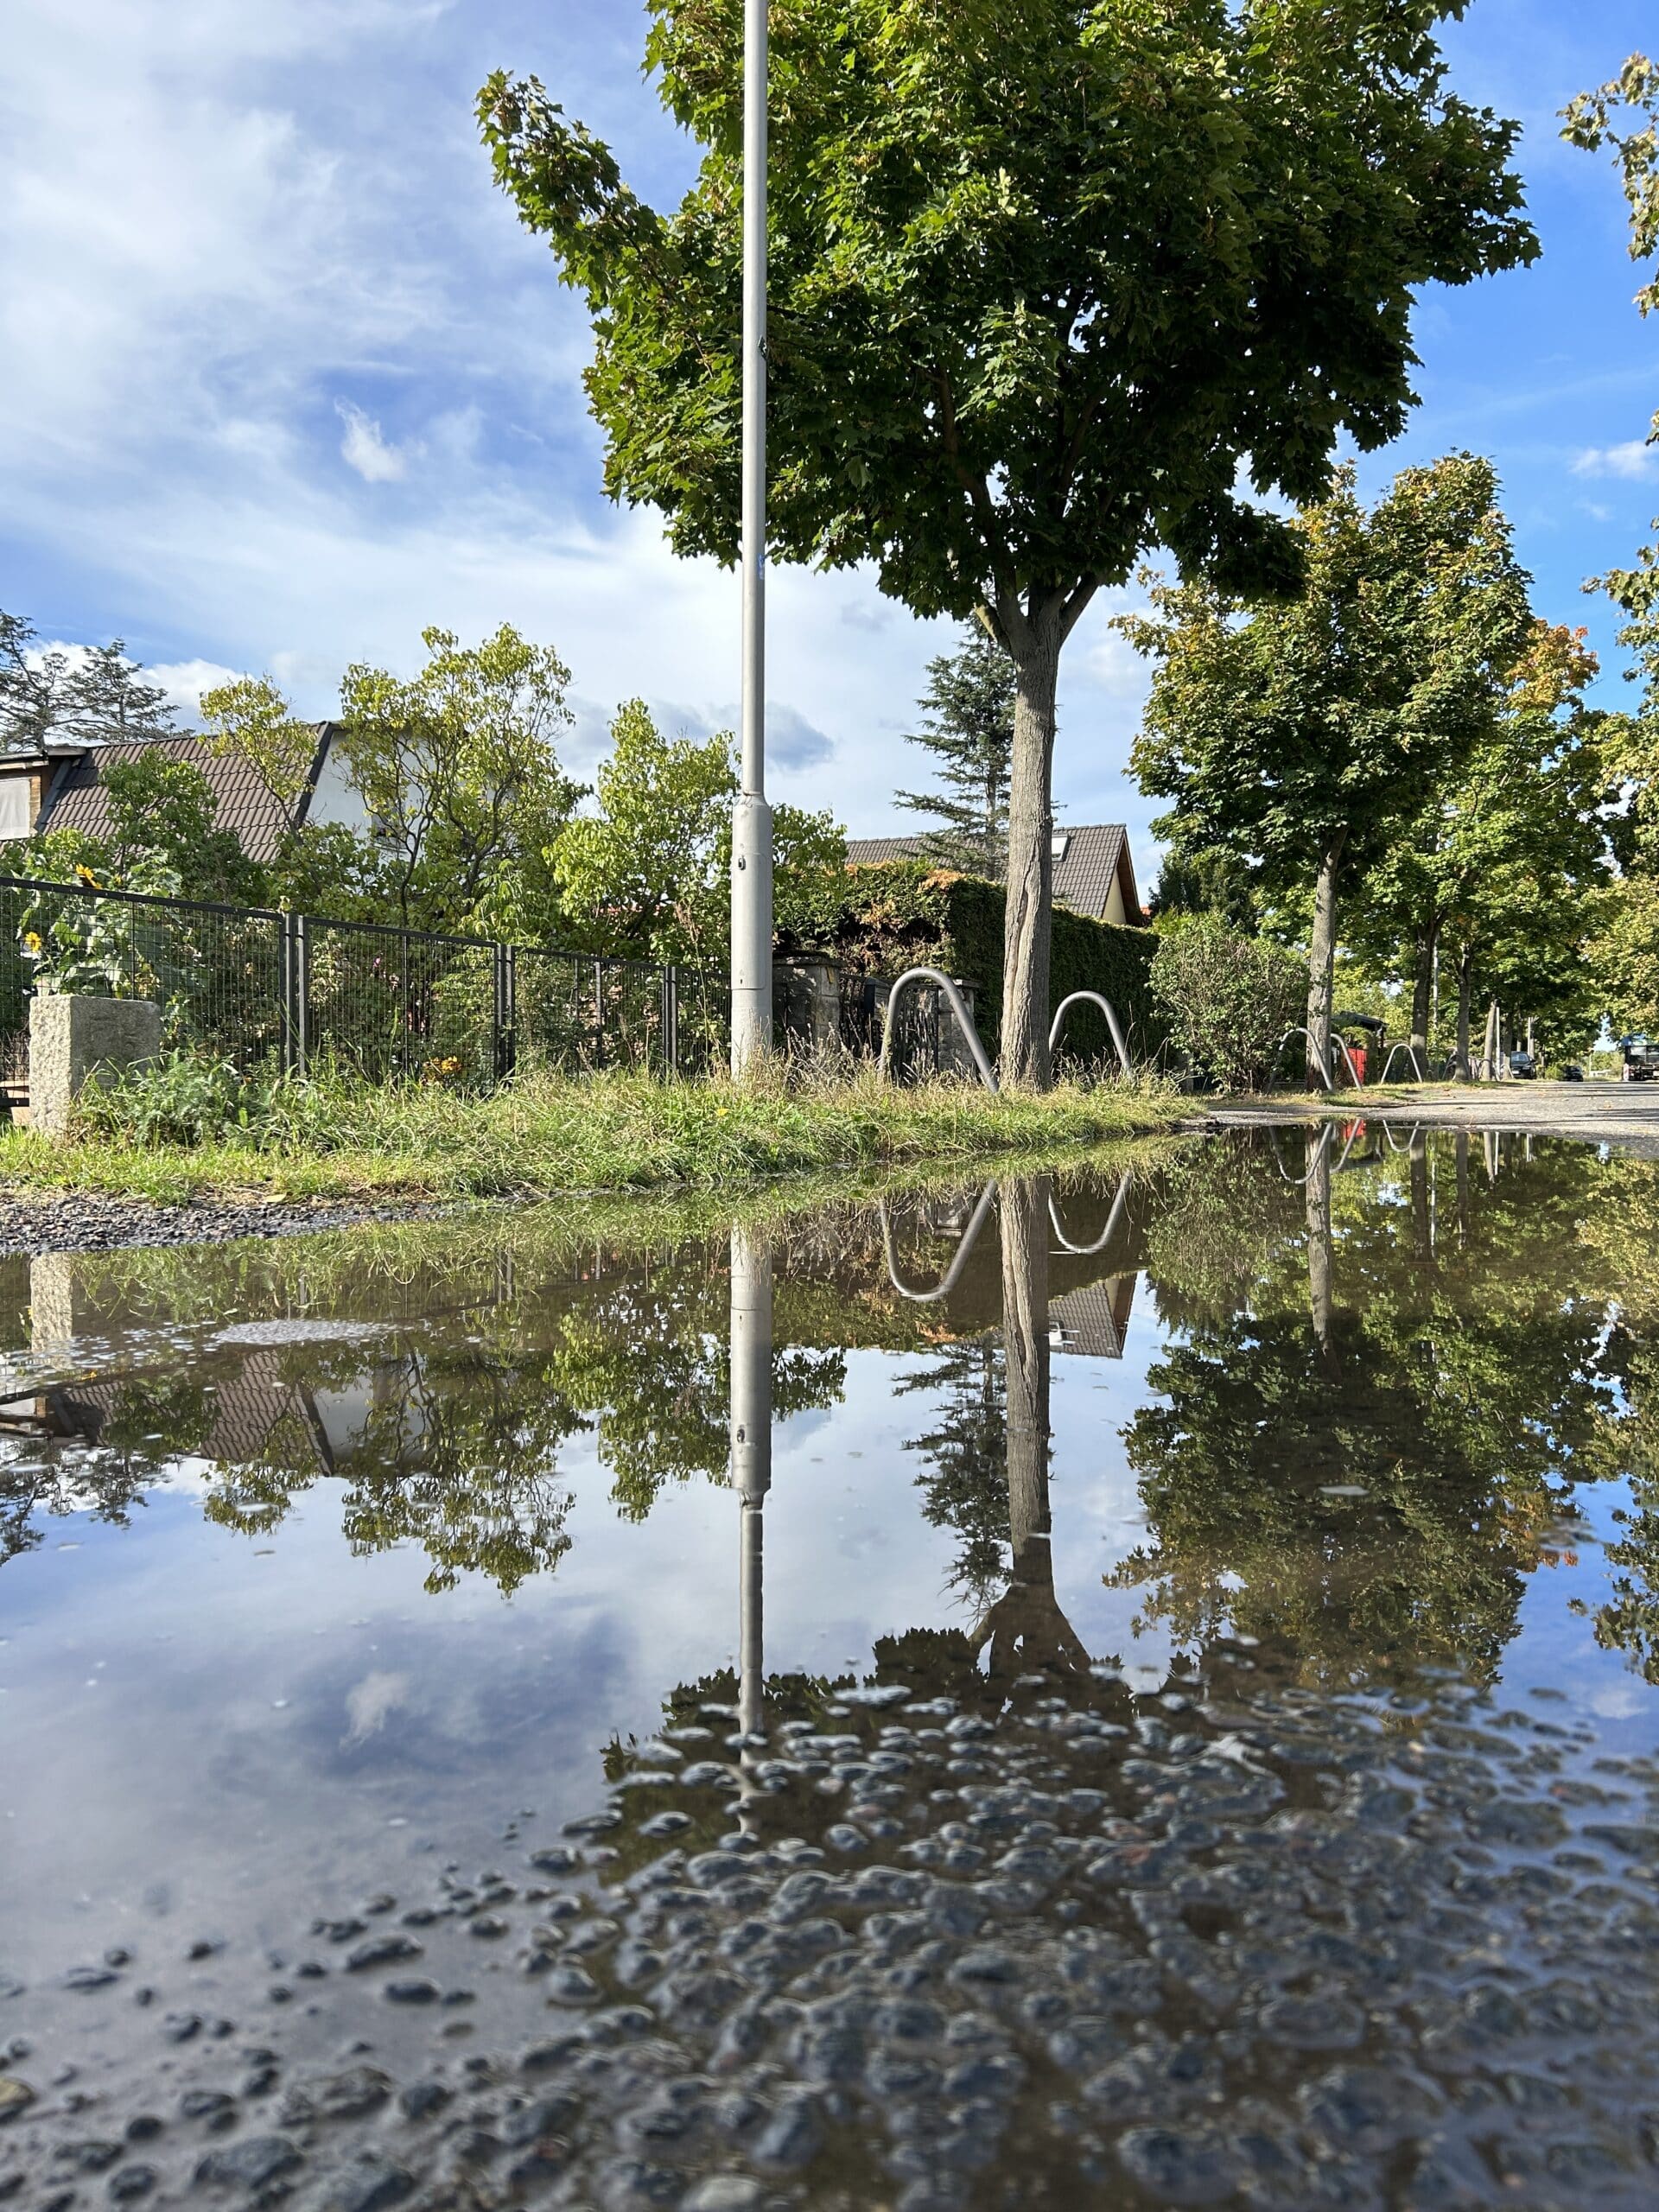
730,0,774,1077
730,1226,772,1739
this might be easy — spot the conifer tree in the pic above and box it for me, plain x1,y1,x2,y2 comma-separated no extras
895,630,1015,879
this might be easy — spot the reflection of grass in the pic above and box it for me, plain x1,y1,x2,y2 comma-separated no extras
0,1066,1188,1204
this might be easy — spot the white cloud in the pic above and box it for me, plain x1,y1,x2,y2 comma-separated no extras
336,401,415,483
149,658,243,718
1571,438,1658,480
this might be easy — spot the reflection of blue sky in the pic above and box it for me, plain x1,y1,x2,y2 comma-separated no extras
5,1246,1658,1996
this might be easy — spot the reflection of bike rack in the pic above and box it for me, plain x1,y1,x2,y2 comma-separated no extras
1268,1119,1365,1183
1048,992,1132,1077
1377,1043,1428,1085
1382,1120,1425,1154
880,1180,998,1302
878,966,998,1092
1048,1171,1134,1256
1276,1027,1364,1091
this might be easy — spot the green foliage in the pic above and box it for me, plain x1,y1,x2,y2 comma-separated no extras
1346,620,1615,1057
1128,456,1537,1052
18,855,185,995
1149,916,1306,1092
790,857,1158,1062
480,0,1536,1077
481,3,1534,610
895,630,1014,877
552,698,847,978
74,1048,278,1147
336,623,583,936
24,752,268,909
200,673,321,810
0,609,181,750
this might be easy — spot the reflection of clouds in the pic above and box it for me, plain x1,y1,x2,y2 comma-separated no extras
343,1668,410,1745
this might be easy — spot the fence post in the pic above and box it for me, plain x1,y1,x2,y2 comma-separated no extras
661,965,679,1079
295,913,309,1077
593,957,605,1070
493,942,517,1084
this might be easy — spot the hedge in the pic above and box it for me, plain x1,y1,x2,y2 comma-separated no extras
786,859,1160,1061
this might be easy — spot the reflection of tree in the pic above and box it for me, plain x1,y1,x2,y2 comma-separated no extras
972,1178,1090,1687
543,1265,845,1523
1119,1135,1619,1683
897,1338,1008,1607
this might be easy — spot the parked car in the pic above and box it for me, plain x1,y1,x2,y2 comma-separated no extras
1561,1064,1584,1083
1507,1049,1535,1080
1621,1036,1659,1083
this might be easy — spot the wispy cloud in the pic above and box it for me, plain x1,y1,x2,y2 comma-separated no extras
337,401,416,484
1572,437,1659,480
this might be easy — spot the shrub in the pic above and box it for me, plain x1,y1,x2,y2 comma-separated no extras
787,859,1160,1062
74,1049,278,1147
1149,916,1305,1091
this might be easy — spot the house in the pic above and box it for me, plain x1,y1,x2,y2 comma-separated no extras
0,725,366,858
845,823,1143,926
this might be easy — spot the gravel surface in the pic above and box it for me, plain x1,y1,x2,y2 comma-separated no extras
0,1189,429,1257
5,1650,1657,2209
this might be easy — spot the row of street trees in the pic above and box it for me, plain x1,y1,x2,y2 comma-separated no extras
1128,457,1613,1074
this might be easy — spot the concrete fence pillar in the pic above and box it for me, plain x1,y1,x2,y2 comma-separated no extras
29,995,162,1140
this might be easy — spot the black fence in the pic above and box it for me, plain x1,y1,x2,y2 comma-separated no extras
0,875,992,1092
0,876,727,1087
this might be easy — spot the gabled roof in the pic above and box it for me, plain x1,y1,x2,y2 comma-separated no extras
846,823,1141,923
35,732,325,863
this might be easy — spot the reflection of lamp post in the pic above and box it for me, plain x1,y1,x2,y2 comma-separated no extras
730,0,774,1075
729,1227,773,1739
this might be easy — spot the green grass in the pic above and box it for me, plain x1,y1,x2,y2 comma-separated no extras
0,1065,1192,1207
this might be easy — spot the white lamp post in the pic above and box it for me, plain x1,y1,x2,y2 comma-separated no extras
729,0,774,1076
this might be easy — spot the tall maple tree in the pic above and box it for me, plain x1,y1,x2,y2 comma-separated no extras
480,0,1535,1084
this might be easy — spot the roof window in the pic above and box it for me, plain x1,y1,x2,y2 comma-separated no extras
1051,832,1070,861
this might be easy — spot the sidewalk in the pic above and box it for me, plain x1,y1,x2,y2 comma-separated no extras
1210,1079,1659,1155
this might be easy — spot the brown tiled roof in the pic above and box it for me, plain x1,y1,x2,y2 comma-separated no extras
1047,1276,1137,1360
845,824,1141,922
37,734,318,864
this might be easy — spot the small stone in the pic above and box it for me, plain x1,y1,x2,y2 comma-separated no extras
345,1936,421,1973
316,2153,414,2212
194,2135,302,2190
681,2182,766,2211
108,2166,159,2202
384,1979,442,2006
0,2082,32,2126
62,1965,118,1993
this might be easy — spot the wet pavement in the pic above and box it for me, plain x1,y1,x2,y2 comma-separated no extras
1,1127,1656,2209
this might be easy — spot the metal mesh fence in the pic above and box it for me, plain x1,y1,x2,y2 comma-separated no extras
0,876,285,1083
0,875,992,1093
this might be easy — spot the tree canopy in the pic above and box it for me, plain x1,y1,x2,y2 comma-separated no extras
1127,456,1536,1077
481,0,1537,1083
895,629,1015,878
0,610,182,753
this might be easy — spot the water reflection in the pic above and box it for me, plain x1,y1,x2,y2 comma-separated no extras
5,1136,1659,2206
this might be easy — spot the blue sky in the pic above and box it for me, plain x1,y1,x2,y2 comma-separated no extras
0,0,1654,874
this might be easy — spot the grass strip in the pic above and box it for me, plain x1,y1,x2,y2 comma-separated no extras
0,1067,1192,1207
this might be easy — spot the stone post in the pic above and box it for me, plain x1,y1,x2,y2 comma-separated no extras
29,995,162,1140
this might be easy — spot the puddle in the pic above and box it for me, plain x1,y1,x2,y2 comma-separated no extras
1,1127,1657,2208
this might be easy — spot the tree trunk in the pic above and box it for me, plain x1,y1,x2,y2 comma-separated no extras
1001,619,1063,1089
1455,952,1473,1080
1306,830,1348,1088
1409,1128,1431,1261
973,1174,1087,1686
1455,1129,1471,1245
1306,1131,1337,1368
1410,930,1435,1058
1001,1175,1050,1559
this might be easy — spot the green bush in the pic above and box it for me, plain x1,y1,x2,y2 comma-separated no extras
788,859,1160,1062
75,1049,280,1148
1149,916,1306,1091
